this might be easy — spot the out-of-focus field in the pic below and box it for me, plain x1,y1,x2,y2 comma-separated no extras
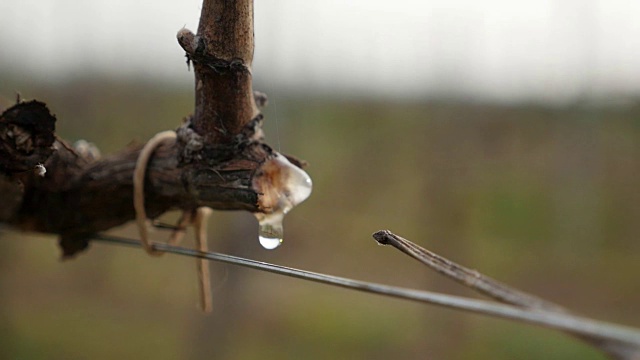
1,79,639,360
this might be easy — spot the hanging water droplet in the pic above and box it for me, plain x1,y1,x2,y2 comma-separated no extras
259,235,282,250
257,212,284,250
254,154,313,250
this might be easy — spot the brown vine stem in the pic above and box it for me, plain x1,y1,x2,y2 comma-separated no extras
1,0,307,257
90,233,640,359
179,0,258,145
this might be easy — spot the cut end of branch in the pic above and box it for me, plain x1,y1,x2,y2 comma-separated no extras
0,100,56,173
372,230,394,245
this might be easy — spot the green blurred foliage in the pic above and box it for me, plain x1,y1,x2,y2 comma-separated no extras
1,78,639,359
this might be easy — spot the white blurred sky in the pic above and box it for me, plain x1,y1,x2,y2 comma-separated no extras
1,0,639,103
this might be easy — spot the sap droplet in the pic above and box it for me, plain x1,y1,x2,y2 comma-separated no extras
257,211,284,250
254,154,313,250
259,236,282,250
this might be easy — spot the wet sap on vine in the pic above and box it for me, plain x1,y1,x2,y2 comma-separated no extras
258,211,284,249
255,154,313,250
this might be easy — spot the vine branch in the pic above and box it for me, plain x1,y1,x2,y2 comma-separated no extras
372,230,565,311
372,230,640,360
0,0,307,258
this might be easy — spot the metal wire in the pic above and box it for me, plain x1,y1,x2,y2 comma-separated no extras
92,233,640,353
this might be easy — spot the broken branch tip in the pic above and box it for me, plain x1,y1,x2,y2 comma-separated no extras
372,230,393,245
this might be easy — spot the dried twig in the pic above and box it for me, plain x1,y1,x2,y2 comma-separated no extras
373,230,640,360
372,230,564,311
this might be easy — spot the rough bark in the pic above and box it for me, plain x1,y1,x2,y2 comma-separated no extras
179,0,258,145
0,0,303,257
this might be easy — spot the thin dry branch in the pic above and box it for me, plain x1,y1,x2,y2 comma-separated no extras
372,230,565,311
373,230,640,360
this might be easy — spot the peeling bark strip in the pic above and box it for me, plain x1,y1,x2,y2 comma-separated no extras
1,0,311,257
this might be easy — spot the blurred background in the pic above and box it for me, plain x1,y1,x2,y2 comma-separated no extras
1,1,639,359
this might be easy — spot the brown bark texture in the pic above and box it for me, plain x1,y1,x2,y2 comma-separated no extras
0,0,303,257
